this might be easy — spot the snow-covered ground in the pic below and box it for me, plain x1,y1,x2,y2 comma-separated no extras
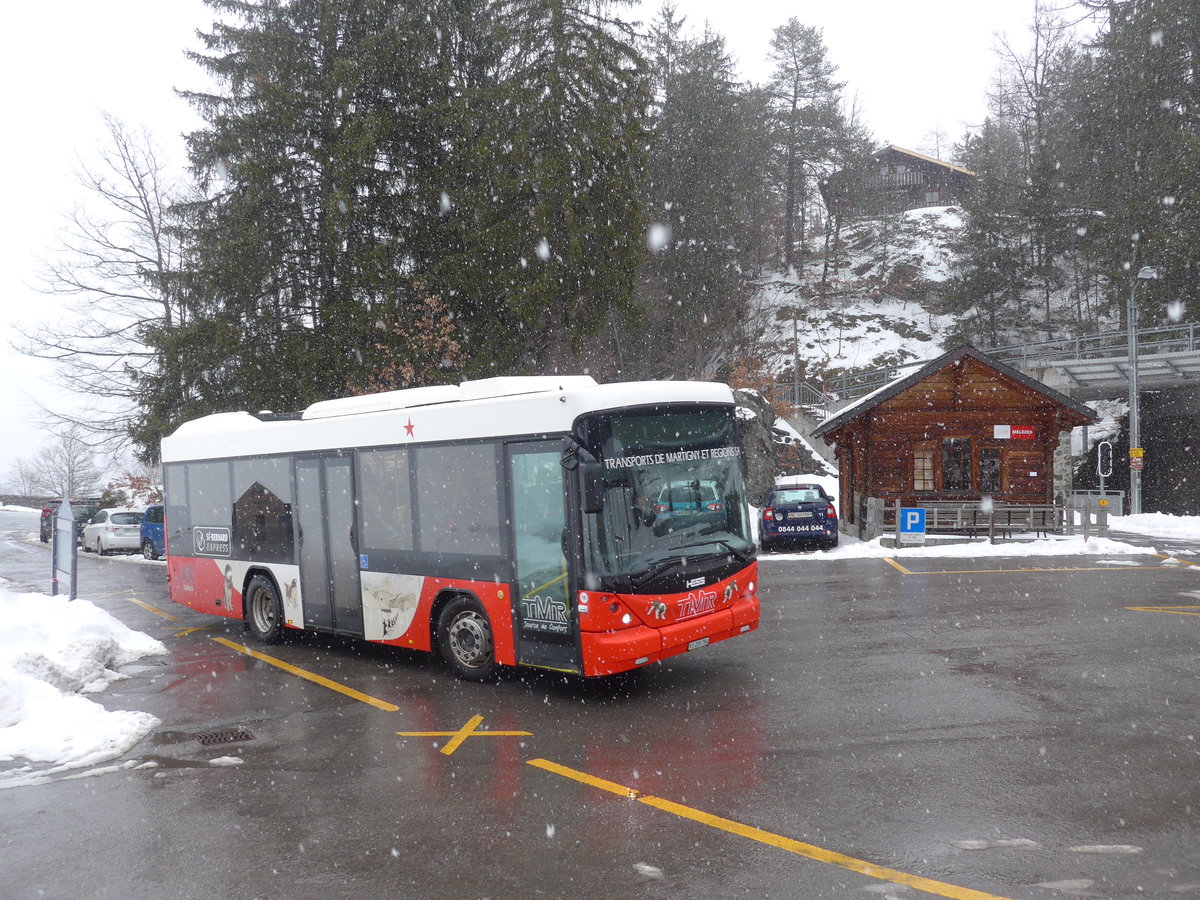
761,531,1179,563
1111,513,1200,542
0,583,166,789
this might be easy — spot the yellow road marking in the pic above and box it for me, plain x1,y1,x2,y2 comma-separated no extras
210,637,400,711
1126,605,1200,617
125,596,179,620
885,564,1173,576
882,557,914,575
174,626,218,637
1153,553,1200,567
528,759,1011,900
397,714,533,756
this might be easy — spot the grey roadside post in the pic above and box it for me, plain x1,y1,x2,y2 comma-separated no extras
50,500,78,600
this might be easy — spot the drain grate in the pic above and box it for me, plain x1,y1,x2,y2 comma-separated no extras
194,726,256,747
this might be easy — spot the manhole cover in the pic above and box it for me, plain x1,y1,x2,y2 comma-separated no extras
194,726,256,747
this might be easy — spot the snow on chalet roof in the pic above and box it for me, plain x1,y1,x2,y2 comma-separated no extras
812,345,1096,437
878,145,976,178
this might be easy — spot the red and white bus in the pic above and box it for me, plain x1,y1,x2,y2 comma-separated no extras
160,376,759,679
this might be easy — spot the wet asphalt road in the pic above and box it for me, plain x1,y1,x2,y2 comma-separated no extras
1,505,1199,899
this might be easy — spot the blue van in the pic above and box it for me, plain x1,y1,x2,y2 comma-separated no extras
140,504,165,560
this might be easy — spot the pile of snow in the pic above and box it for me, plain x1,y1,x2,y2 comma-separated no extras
798,533,1163,561
1113,513,1200,542
0,584,165,788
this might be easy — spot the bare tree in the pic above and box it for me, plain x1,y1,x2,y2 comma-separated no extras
14,113,193,456
3,459,42,495
18,427,103,499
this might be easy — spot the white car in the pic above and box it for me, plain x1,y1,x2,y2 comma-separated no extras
82,508,144,555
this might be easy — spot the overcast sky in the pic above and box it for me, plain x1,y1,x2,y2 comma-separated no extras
0,0,1047,485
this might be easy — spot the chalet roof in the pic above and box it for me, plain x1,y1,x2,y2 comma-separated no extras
812,345,1097,437
876,145,976,178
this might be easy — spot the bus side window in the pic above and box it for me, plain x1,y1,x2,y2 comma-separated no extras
414,443,502,556
358,448,415,552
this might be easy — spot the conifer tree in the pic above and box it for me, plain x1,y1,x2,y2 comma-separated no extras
766,18,843,272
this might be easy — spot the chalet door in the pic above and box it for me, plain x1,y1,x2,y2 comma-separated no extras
1002,450,1043,498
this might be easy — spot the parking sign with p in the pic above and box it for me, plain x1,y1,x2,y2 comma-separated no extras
899,507,926,545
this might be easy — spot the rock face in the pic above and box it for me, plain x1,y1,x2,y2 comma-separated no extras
734,389,780,505
736,389,837,505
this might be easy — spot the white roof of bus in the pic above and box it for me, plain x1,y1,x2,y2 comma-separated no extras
161,377,735,462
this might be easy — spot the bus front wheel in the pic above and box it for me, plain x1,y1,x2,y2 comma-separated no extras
437,596,497,681
245,574,285,644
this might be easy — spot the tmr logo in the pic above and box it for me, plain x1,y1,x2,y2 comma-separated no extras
677,588,717,621
193,526,232,558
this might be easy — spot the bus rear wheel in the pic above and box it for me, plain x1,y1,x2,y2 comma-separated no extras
245,574,285,643
437,596,497,681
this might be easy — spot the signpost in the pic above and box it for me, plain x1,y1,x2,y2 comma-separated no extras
898,507,926,545
50,500,78,600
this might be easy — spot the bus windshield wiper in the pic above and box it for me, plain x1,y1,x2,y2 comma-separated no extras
715,539,753,564
677,536,753,564
630,556,686,589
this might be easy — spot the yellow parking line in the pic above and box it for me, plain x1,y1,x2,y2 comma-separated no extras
1153,553,1200,567
397,715,533,756
211,637,400,712
174,626,218,637
125,596,179,620
527,759,1011,900
1126,605,1200,617
885,564,1171,576
882,557,914,575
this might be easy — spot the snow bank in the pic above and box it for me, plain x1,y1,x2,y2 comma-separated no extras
1113,513,1200,542
762,532,1164,562
0,585,166,787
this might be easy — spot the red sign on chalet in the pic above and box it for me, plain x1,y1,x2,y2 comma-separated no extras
994,425,1037,440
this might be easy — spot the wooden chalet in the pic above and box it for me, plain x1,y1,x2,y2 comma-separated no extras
811,346,1097,533
820,145,975,218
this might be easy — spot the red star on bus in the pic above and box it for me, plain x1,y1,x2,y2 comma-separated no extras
404,418,415,437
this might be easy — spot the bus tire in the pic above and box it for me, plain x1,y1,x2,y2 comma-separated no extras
245,574,285,644
437,595,497,682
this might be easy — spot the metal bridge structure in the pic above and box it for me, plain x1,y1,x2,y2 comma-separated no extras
785,322,1200,413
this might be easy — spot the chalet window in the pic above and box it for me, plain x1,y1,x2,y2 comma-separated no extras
880,165,889,176
895,165,906,176
942,438,972,491
980,447,1002,493
924,191,941,204
913,444,935,491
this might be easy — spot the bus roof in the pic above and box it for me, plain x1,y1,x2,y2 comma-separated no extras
161,377,736,463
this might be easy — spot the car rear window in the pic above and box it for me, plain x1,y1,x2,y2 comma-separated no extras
773,489,823,503
111,512,143,525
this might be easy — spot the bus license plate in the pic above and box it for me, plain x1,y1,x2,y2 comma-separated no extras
688,637,710,651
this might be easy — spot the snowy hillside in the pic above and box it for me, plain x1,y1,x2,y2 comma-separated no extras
750,207,964,383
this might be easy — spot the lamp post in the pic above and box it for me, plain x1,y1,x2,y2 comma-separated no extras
1127,265,1161,515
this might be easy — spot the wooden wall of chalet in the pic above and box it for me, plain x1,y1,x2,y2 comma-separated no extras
825,357,1091,527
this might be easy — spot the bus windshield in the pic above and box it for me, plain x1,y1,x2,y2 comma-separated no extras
579,406,753,583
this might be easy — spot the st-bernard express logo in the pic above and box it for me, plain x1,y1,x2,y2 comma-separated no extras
193,526,232,558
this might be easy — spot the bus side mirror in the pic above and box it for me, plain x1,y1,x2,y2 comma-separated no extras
581,461,604,514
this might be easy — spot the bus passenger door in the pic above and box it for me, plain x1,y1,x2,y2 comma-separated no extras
295,454,364,636
508,442,580,672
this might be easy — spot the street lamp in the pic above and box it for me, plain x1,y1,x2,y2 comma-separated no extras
1127,265,1161,515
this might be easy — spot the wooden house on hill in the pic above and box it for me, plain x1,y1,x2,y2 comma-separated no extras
821,145,975,218
812,346,1096,533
